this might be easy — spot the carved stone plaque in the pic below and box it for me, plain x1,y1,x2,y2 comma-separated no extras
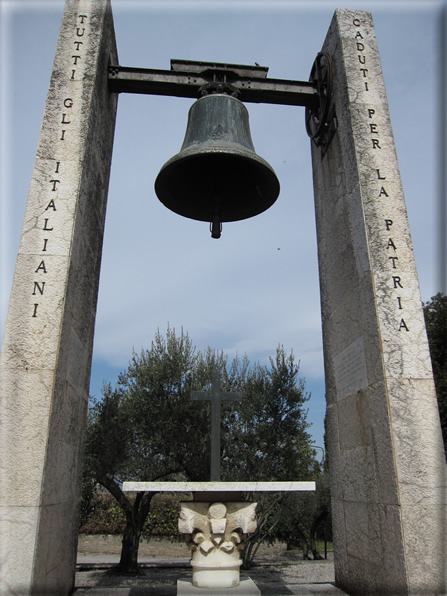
334,337,368,400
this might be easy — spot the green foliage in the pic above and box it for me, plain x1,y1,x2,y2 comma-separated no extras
79,467,97,529
221,348,320,567
142,494,182,539
423,293,447,451
80,492,127,534
241,472,331,566
79,491,184,538
82,327,319,571
223,348,317,482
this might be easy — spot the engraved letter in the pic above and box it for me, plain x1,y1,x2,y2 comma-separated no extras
385,219,393,230
377,169,386,180
397,297,403,310
356,42,364,51
76,28,85,37
72,55,81,65
372,139,381,149
45,199,56,211
370,123,378,134
355,31,363,39
35,260,47,274
33,281,45,296
389,256,398,269
399,319,409,332
353,18,361,26
32,303,38,318
387,238,397,250
42,239,48,252
78,14,88,23
358,55,366,64
368,109,375,119
43,219,53,231
61,113,71,124
49,179,60,191
378,187,389,197
393,276,403,289
74,41,83,50
64,98,73,108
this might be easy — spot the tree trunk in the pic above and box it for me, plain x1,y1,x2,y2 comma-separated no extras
116,521,141,574
309,509,328,560
299,528,310,560
97,474,154,574
241,532,258,569
115,491,154,573
242,520,282,568
302,537,310,559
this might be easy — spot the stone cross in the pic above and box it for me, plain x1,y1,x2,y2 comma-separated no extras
191,371,242,481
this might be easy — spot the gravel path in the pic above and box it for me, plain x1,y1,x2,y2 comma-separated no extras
74,536,347,595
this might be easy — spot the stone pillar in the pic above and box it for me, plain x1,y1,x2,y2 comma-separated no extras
0,1,118,594
311,9,446,595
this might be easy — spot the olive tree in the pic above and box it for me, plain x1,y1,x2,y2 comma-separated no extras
83,328,318,572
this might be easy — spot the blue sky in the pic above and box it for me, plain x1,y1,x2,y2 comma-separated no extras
1,0,445,454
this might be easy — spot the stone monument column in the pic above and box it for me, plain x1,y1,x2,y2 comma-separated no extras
0,1,118,594
312,9,446,594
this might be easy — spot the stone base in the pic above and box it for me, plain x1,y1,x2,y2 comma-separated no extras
177,576,260,595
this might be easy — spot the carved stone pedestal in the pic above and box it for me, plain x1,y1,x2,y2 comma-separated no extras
123,481,315,593
178,501,257,589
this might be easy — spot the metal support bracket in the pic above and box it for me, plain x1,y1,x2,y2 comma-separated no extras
305,52,337,155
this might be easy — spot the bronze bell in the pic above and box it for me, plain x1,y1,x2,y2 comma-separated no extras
154,93,280,238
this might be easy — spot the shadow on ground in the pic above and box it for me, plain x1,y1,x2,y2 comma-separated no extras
74,559,341,595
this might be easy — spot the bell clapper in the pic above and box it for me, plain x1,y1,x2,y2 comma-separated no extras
210,215,222,239
210,200,222,238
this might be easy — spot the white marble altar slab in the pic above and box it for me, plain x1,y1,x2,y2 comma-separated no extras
123,481,316,492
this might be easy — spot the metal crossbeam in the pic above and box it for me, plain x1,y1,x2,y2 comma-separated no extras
108,64,318,107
